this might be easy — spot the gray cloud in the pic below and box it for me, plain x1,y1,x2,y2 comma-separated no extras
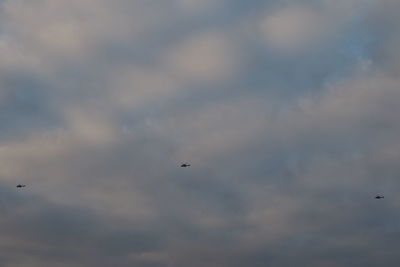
0,183,165,267
0,0,399,266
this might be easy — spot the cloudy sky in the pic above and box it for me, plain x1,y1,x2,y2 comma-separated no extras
0,0,399,266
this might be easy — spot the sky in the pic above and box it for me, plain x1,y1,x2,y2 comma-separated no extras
0,0,399,266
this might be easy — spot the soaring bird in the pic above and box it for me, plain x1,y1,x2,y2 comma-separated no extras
16,184,26,188
180,163,191,167
375,195,384,199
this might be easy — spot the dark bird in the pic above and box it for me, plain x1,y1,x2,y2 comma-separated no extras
375,195,384,199
180,163,191,167
16,184,26,188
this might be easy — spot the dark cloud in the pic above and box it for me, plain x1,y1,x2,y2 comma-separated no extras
0,183,165,266
0,0,399,266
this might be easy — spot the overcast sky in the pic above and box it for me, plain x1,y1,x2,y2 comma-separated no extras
0,0,400,266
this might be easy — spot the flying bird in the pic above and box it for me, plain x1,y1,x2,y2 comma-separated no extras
375,195,384,199
180,163,191,167
16,184,26,188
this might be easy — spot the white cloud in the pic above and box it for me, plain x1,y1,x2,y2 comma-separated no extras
175,0,224,14
260,6,327,52
109,66,180,110
2,0,171,60
64,108,118,144
164,31,240,83
258,1,373,53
